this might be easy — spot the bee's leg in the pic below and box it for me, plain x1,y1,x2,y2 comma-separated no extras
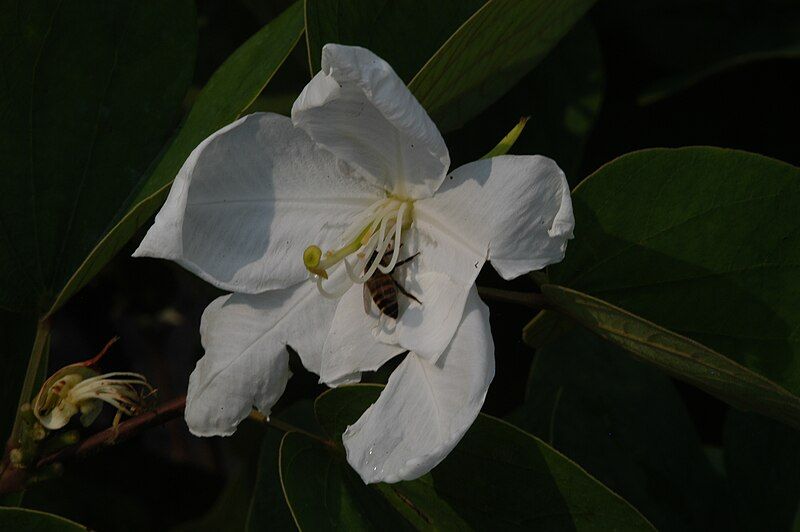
393,252,420,268
393,279,421,305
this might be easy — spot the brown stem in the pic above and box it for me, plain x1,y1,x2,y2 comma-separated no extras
476,287,551,310
0,396,186,494
38,396,187,467
0,395,334,494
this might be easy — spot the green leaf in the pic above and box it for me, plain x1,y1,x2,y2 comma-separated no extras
522,309,574,348
595,0,800,103
0,0,196,443
542,284,800,429
408,0,596,132
510,326,729,530
314,384,376,443
48,0,305,315
0,507,86,531
425,415,653,530
0,0,196,316
299,390,470,530
304,0,485,80
448,19,604,181
246,428,299,531
281,385,654,530
550,147,800,419
181,404,312,531
279,431,418,531
724,410,800,532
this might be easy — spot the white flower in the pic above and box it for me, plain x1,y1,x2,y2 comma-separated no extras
134,44,573,483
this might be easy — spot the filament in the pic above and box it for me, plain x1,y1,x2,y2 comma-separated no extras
315,267,354,299
304,197,413,298
378,203,406,273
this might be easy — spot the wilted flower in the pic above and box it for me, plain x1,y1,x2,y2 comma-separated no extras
33,339,154,430
134,44,573,483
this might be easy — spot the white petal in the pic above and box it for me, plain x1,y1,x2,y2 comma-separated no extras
387,229,479,361
394,271,471,361
415,155,574,280
134,113,380,293
185,281,336,437
343,288,494,484
320,283,405,385
292,44,449,199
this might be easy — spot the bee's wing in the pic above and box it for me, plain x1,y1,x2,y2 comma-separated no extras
363,282,373,314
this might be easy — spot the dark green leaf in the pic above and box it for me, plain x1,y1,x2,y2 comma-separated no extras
510,326,729,530
274,398,326,439
279,431,416,531
304,0,484,80
596,0,800,103
447,19,604,180
551,148,800,418
276,394,466,529
314,384,377,443
542,284,800,429
0,507,86,531
300,385,654,530
0,0,196,316
408,0,596,132
246,428,300,531
522,309,574,348
48,0,305,315
724,410,800,531
436,415,653,530
0,0,195,445
294,389,469,529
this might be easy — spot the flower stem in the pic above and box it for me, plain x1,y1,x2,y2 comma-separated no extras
9,318,51,447
476,286,551,310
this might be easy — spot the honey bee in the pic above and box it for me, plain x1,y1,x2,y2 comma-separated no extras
363,247,421,319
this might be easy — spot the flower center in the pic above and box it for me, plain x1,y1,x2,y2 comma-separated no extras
303,197,413,298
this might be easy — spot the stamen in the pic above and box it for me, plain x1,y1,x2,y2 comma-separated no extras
340,198,389,243
379,203,406,273
304,224,372,278
358,216,394,283
303,198,413,296
315,271,353,299
345,231,380,283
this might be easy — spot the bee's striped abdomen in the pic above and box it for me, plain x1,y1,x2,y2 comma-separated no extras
365,273,398,319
